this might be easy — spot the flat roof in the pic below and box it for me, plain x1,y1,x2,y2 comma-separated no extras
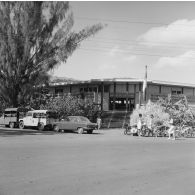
49,78,195,88
27,110,55,113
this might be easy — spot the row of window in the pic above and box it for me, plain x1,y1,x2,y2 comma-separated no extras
171,90,182,95
55,85,110,94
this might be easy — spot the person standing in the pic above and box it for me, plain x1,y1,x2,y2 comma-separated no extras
168,117,176,140
147,114,154,136
137,113,143,136
97,116,102,130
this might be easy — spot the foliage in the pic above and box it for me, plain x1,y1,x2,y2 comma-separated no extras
130,101,170,127
79,98,100,122
40,94,83,118
158,95,195,126
40,94,99,121
0,2,104,107
0,97,8,115
131,94,195,129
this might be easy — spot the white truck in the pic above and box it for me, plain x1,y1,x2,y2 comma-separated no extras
19,110,59,130
0,108,27,128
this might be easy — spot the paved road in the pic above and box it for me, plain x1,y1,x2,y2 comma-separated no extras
0,128,195,195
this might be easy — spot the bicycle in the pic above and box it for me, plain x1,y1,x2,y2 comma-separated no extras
124,124,138,136
153,125,169,137
124,123,131,135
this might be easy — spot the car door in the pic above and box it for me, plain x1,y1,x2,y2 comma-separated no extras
66,117,79,130
24,112,33,126
0,114,5,125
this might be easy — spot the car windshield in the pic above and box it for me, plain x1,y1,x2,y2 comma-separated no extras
79,116,90,122
68,116,90,123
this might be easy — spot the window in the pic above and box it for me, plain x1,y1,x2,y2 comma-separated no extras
4,111,17,117
10,111,17,117
33,113,46,118
4,111,11,117
172,90,182,95
26,112,33,117
55,88,63,94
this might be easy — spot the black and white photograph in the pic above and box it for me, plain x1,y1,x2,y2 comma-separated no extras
0,1,195,195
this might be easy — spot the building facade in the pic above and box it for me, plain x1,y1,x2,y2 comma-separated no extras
48,78,195,111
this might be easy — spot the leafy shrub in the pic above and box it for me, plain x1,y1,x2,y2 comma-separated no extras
40,94,99,120
130,101,170,127
158,95,195,126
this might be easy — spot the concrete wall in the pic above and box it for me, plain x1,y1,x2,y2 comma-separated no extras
63,86,70,93
49,87,55,95
116,84,126,93
147,85,159,94
71,85,80,93
128,84,135,93
110,83,135,93
103,92,109,111
135,84,141,105
183,88,194,96
161,86,171,94
110,84,114,93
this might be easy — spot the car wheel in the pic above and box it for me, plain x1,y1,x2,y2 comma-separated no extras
38,123,44,131
78,127,84,134
9,122,15,128
19,121,24,129
53,125,60,132
87,130,93,134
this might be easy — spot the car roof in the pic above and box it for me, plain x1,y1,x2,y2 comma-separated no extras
5,108,18,112
68,116,85,118
4,107,29,112
27,110,55,114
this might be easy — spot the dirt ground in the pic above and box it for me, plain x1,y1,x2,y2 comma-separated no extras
0,128,195,195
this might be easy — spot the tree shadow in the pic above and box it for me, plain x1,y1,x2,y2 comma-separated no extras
0,128,103,137
0,129,56,137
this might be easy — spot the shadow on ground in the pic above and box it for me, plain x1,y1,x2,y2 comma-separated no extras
0,128,102,137
0,129,57,137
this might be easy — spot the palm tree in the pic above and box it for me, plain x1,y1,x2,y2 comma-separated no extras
0,1,104,107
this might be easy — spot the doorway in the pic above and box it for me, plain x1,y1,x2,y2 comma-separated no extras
109,97,135,111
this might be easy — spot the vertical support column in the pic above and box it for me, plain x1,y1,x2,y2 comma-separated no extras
96,85,99,105
101,82,104,111
113,82,116,110
159,85,162,94
134,84,136,110
126,82,129,110
138,82,142,107
69,85,72,93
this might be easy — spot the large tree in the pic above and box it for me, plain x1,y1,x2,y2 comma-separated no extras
0,2,103,107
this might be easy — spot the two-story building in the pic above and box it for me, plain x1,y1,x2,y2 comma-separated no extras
48,78,195,112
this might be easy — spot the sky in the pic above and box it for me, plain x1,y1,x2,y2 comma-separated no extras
53,1,195,84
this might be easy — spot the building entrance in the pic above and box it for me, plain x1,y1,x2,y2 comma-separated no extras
109,97,135,111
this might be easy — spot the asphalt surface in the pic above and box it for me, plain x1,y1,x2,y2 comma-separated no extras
0,127,195,195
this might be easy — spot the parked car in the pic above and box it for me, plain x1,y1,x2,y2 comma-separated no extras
0,107,28,128
19,110,59,130
52,116,97,134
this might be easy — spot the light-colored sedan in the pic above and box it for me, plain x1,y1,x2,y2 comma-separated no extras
52,116,97,134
